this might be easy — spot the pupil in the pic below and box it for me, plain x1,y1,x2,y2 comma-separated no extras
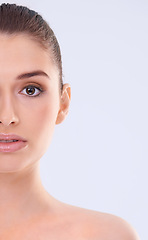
26,87,35,95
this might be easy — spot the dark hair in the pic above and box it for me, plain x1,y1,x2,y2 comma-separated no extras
0,3,63,91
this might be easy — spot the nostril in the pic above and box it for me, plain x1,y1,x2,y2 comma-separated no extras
0,120,16,125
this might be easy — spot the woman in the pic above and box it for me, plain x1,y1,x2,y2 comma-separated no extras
0,3,139,239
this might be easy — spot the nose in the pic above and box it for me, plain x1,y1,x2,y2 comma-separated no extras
0,95,19,127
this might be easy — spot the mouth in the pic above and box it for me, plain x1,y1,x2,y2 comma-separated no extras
0,133,27,153
0,140,19,142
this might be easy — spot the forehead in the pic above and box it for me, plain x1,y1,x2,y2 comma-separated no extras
0,33,58,81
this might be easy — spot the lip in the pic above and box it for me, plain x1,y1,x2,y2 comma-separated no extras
0,133,27,153
0,133,27,141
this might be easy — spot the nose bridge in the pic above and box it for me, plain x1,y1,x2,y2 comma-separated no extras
0,89,19,126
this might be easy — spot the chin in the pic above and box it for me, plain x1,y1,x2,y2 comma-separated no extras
0,155,38,174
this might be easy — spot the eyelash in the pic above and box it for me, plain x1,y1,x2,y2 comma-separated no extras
21,84,44,97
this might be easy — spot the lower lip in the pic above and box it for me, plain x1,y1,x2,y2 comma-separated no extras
0,141,28,153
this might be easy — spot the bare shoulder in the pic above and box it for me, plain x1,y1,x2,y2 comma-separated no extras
59,202,140,240
84,210,140,240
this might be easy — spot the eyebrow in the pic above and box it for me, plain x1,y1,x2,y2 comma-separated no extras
17,70,50,80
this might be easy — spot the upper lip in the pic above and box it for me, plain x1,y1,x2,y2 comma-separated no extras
0,133,27,141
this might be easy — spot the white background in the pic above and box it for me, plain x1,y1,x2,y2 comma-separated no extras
0,0,147,239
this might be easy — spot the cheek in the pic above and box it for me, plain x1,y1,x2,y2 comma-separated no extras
23,98,60,153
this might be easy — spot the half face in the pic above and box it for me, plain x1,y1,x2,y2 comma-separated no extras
0,33,70,173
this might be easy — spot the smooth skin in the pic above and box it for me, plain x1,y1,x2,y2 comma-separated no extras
0,34,140,240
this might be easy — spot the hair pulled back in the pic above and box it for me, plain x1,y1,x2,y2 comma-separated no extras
0,3,63,90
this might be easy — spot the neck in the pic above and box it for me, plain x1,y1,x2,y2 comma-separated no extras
0,162,52,228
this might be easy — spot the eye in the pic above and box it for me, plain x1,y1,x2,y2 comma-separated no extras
21,85,43,97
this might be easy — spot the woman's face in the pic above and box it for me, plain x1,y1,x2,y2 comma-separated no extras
0,33,69,173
